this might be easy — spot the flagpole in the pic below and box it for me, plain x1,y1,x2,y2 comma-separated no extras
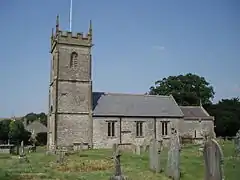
69,0,72,32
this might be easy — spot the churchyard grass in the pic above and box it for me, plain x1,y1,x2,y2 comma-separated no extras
0,140,239,180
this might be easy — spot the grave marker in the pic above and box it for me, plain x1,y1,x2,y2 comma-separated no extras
149,139,161,173
235,129,240,155
110,143,127,180
19,141,28,163
203,139,224,180
136,145,141,155
56,149,66,164
166,128,181,180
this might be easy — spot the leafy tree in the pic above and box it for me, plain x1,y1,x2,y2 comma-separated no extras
38,112,47,126
205,98,240,137
149,73,215,106
24,112,47,126
8,120,26,144
0,119,11,142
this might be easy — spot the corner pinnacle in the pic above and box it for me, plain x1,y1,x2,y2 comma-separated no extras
56,14,59,32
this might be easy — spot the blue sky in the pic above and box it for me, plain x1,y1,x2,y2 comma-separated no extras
0,0,239,117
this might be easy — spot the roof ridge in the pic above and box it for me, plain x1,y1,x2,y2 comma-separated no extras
105,92,171,98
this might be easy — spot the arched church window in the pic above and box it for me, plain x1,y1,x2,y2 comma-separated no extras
70,52,78,68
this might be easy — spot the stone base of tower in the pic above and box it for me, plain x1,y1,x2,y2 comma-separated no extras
55,114,93,148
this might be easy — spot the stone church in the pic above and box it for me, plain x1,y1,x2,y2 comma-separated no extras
47,16,214,151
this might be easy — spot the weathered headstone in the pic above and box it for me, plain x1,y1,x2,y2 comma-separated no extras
166,128,181,180
20,141,25,155
110,143,127,180
19,141,28,163
149,139,161,173
203,139,224,180
234,130,240,155
142,139,150,152
56,149,66,164
136,145,141,155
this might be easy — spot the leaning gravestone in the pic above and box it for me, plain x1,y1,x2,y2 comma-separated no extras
166,128,181,180
110,144,127,180
149,139,161,173
203,138,224,180
234,129,240,155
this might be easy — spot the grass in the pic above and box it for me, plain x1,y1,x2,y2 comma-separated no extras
0,140,239,180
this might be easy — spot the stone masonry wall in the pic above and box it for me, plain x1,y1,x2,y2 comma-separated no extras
93,117,183,149
180,120,214,138
57,81,91,113
58,46,90,81
93,117,120,149
51,42,92,148
121,118,154,146
156,118,183,147
56,114,92,147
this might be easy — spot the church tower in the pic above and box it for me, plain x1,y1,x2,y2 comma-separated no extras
47,15,93,150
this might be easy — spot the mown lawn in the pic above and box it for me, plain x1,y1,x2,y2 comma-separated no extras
0,140,239,180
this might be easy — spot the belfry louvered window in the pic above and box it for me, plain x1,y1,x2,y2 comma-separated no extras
70,52,78,68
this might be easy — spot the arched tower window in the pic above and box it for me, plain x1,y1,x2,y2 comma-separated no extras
70,52,78,68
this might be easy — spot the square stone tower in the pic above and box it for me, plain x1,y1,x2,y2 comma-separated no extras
47,15,93,151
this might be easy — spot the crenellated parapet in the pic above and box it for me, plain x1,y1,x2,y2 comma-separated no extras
50,15,92,52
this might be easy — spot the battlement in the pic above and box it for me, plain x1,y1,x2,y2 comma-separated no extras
50,15,92,52
58,31,91,41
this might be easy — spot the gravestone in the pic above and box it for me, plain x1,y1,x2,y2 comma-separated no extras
73,142,84,152
19,141,28,163
136,145,141,155
56,149,66,164
142,138,150,152
166,128,181,180
110,144,127,180
149,139,161,173
20,141,25,155
203,139,224,180
235,130,240,155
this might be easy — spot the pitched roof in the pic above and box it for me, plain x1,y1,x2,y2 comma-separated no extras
180,106,214,120
25,121,47,133
92,92,183,117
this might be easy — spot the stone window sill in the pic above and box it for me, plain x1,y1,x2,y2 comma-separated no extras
162,136,170,139
136,136,144,138
107,136,117,139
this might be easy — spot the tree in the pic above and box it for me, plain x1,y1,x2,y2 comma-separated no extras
0,119,11,142
8,120,29,154
205,98,240,137
24,112,47,126
8,120,26,144
149,73,215,106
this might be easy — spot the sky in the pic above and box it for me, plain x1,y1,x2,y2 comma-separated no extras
0,0,239,117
